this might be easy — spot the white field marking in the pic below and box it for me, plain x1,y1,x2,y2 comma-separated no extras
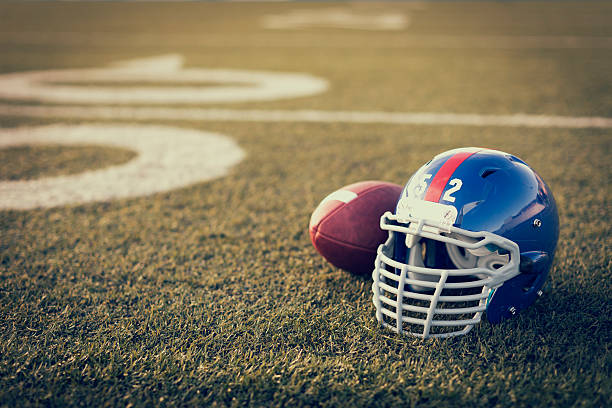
1,104,610,129
0,124,245,210
2,32,612,49
261,8,409,31
0,54,328,105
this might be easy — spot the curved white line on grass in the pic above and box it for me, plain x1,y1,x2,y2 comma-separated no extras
261,8,409,31
1,104,610,129
0,55,328,105
0,124,245,210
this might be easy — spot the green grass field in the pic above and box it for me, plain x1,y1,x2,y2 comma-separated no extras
0,1,610,407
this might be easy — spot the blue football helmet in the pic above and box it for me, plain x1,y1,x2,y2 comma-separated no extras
372,148,559,338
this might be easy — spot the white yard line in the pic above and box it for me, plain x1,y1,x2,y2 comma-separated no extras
261,9,409,31
0,124,245,210
1,32,611,49
1,104,610,129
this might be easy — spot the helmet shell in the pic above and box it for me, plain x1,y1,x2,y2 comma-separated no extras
399,148,559,323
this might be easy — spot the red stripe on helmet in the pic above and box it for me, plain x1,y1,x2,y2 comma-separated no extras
424,149,481,202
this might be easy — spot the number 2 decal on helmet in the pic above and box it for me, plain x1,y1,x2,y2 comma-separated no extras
441,178,463,203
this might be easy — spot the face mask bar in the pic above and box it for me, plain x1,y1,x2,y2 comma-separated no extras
372,211,520,339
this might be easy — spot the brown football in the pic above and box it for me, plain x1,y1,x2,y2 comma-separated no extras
309,181,403,275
